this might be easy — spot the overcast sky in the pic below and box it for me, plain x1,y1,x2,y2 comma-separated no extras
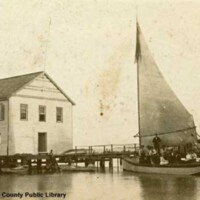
0,0,200,146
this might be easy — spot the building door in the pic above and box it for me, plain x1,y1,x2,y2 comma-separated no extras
38,132,47,153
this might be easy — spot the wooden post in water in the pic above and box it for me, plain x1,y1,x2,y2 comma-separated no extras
120,158,122,166
45,159,49,173
75,146,77,167
37,159,42,173
97,160,99,171
85,158,88,167
117,158,119,172
109,158,113,171
28,159,32,174
100,158,105,170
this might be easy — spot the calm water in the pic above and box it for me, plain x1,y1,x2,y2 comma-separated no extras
0,167,200,200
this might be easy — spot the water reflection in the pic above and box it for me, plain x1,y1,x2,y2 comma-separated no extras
0,175,16,193
0,170,199,200
0,173,73,200
136,173,198,200
36,173,72,191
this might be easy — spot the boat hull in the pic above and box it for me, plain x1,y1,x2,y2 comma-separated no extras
123,157,200,175
59,165,95,172
1,166,28,174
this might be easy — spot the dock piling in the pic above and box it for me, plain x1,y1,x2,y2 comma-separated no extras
109,158,113,171
100,158,105,170
28,160,32,174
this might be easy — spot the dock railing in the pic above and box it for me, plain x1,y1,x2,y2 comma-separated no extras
74,143,140,155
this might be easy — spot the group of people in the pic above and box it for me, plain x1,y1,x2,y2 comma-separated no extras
138,134,198,165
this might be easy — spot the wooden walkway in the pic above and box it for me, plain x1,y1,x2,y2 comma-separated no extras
0,143,139,174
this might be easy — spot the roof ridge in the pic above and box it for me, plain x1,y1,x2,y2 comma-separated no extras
0,71,75,105
0,71,44,81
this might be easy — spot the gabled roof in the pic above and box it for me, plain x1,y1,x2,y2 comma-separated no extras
0,71,75,105
0,71,42,100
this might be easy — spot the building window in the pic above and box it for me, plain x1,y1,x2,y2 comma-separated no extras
39,105,46,122
0,104,5,121
20,104,28,120
56,107,63,122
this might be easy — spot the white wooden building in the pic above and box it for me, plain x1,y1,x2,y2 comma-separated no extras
0,71,74,155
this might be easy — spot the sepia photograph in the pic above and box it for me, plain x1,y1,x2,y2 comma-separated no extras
0,0,200,199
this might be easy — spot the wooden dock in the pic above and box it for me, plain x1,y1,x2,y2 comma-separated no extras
0,143,139,174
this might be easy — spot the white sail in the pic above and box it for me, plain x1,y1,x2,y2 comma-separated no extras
135,22,197,147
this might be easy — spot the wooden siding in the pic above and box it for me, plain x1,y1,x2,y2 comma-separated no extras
9,96,73,154
0,100,9,155
15,74,68,101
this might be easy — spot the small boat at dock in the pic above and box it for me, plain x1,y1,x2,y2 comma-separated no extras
59,165,95,172
1,165,28,174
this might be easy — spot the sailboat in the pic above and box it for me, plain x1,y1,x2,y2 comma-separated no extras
122,21,200,175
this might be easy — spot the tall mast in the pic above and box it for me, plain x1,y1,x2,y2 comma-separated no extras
133,18,197,147
137,51,141,147
135,18,141,147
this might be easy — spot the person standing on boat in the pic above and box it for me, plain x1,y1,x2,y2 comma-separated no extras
152,134,161,155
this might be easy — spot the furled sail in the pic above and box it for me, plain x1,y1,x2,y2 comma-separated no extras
135,22,197,147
